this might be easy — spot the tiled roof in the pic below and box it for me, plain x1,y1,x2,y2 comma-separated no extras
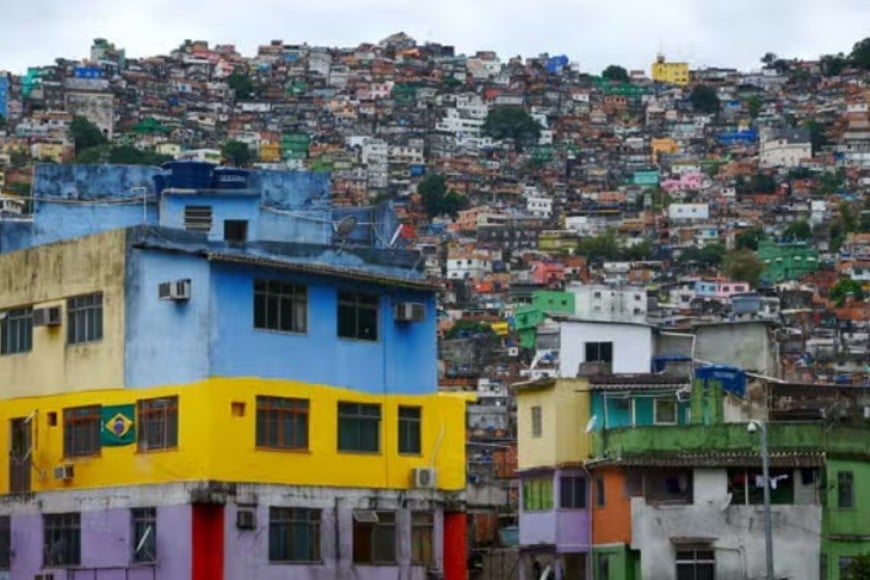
589,450,825,468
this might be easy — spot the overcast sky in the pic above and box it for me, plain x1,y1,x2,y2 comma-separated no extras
2,0,868,75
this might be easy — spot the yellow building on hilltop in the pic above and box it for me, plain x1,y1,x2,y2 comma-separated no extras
651,54,689,86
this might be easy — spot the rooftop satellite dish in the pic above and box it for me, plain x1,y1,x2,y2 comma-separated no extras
332,215,359,254
584,415,598,433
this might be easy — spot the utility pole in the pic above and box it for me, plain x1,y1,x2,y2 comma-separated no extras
749,420,775,580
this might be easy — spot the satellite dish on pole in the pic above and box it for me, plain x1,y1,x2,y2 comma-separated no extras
332,215,359,254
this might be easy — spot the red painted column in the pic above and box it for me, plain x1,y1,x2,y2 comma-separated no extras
443,511,468,580
192,504,224,580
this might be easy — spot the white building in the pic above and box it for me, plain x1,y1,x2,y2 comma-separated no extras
668,203,710,220
760,128,812,168
568,283,648,322
446,256,492,280
526,196,553,219
558,319,653,377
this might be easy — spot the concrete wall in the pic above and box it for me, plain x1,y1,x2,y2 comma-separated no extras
0,229,127,396
631,498,821,580
694,322,777,376
208,261,438,395
559,322,653,377
160,193,260,242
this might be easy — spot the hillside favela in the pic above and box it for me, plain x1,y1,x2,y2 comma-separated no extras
0,28,868,580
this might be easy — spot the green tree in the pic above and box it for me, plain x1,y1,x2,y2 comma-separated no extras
689,85,720,114
108,145,172,166
830,278,865,307
782,220,812,240
0,115,6,128
804,120,830,154
227,71,256,99
578,230,621,261
723,249,765,287
482,107,542,151
601,65,629,82
746,95,762,118
74,144,112,164
222,140,254,167
419,173,468,218
736,226,765,251
821,53,849,77
680,243,726,267
850,37,870,70
70,116,108,153
761,52,778,67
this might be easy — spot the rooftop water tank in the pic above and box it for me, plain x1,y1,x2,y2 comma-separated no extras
161,161,214,190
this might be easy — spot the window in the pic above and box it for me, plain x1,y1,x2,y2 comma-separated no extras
184,205,213,232
1,307,33,355
137,397,178,452
411,512,434,566
224,219,248,242
67,293,103,345
595,477,606,507
337,291,378,341
256,397,309,450
596,553,610,579
254,280,307,333
337,403,381,453
398,406,421,454
838,471,854,508
269,507,321,563
131,508,156,563
727,469,794,505
353,511,396,564
63,406,101,457
0,517,9,570
531,406,542,438
585,342,613,364
675,548,715,580
522,477,554,511
654,398,677,425
43,513,81,567
560,476,587,509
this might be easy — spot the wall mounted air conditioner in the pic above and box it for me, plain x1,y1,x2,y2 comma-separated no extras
33,306,62,327
158,279,191,301
394,302,425,322
412,467,437,489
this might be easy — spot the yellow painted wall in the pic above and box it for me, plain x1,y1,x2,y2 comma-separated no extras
651,61,689,86
260,143,281,162
0,229,127,397
517,379,590,471
0,378,470,493
651,137,679,163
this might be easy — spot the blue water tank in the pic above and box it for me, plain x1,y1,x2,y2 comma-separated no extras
212,168,250,190
153,175,166,194
161,161,214,190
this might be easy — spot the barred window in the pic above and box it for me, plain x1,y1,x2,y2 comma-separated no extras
256,397,309,450
253,280,307,333
269,507,321,562
353,511,395,564
63,406,101,457
44,513,81,567
0,307,33,355
183,205,213,232
67,293,103,345
138,397,178,451
131,508,157,563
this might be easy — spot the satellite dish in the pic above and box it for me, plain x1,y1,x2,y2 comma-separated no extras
584,415,598,433
333,215,359,238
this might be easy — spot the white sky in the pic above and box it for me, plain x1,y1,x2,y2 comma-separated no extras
1,0,868,74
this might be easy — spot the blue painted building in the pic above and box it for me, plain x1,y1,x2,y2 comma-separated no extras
588,375,692,430
0,74,8,118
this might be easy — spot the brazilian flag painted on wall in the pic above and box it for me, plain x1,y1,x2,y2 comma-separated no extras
101,405,136,446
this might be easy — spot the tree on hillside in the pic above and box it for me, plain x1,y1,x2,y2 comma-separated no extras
782,220,812,241
70,116,108,153
578,230,621,261
227,70,256,99
482,106,542,151
746,95,762,118
736,227,765,251
419,172,468,218
222,140,254,167
601,65,629,82
830,279,865,307
850,37,870,70
679,243,726,267
761,53,778,67
804,119,830,154
723,249,765,287
109,145,172,166
689,85,720,114
820,53,849,77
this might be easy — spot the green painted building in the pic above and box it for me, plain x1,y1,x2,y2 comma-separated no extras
513,291,575,349
757,239,820,283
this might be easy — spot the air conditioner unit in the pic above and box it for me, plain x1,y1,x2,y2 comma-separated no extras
236,508,256,530
412,467,437,489
33,306,62,327
53,464,74,481
158,279,191,301
394,302,425,322
507,347,519,357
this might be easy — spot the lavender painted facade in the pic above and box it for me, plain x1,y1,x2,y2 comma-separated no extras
519,470,590,553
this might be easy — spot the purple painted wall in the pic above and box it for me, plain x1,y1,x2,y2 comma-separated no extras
9,505,191,580
223,503,441,580
519,471,590,553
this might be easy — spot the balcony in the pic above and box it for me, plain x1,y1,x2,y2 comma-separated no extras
593,423,870,462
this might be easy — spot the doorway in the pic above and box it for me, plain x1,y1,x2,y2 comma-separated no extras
9,417,31,493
